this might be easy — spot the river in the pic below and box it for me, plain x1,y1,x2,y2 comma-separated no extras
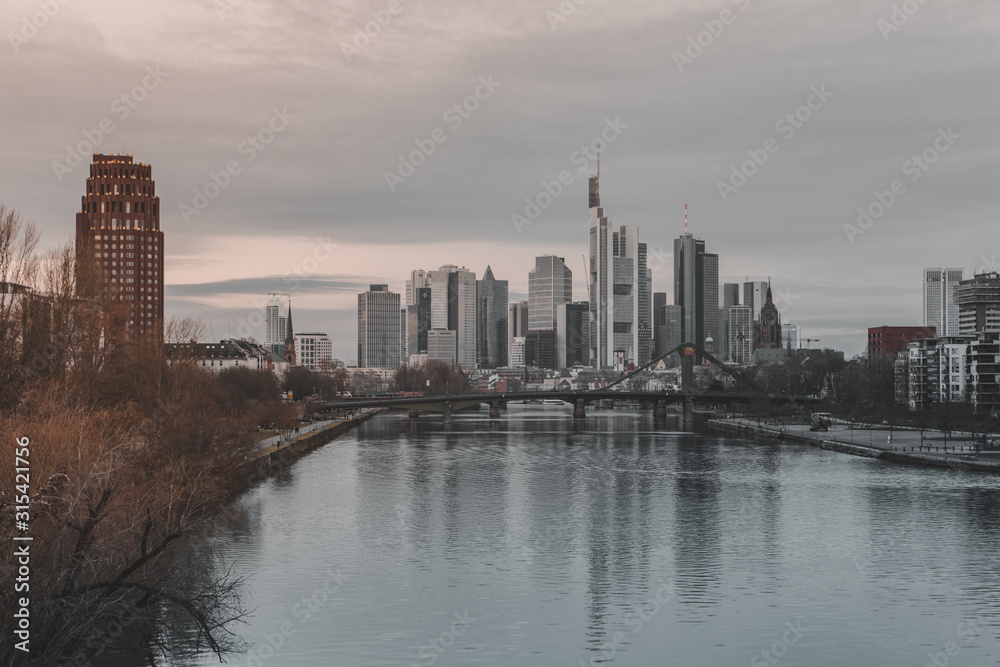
174,406,1000,666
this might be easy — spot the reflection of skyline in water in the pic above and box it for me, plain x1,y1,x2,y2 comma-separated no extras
177,407,1000,667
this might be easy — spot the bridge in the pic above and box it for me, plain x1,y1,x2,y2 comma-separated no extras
321,343,821,428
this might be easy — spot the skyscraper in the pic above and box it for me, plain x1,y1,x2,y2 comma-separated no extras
674,230,719,355
75,153,163,341
265,297,288,356
528,255,573,331
556,301,591,368
924,267,964,336
508,301,528,367
588,171,651,369
656,304,683,360
405,269,430,307
783,322,800,350
406,285,432,360
721,282,741,361
428,265,477,368
956,272,1000,335
743,280,768,323
357,284,401,368
476,266,508,369
652,292,667,356
728,305,753,364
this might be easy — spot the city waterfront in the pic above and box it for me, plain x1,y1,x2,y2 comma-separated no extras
177,406,1000,666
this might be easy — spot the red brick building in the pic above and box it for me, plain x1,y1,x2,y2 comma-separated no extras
75,154,164,341
867,326,935,357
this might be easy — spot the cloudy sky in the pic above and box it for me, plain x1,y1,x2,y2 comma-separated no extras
2,0,997,362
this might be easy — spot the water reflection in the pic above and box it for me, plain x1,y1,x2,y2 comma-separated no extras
171,406,1000,667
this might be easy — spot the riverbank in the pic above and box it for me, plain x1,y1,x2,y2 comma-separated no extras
709,416,1000,473
244,409,382,475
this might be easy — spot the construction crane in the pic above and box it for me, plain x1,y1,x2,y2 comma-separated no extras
802,338,821,349
581,255,590,301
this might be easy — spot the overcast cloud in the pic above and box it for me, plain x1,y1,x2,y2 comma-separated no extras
2,0,997,361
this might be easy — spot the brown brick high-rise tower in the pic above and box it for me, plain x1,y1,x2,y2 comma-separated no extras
75,154,164,341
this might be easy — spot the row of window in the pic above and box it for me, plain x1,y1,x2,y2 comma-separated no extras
93,234,158,243
87,182,154,196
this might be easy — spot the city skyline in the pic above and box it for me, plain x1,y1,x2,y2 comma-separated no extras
4,1,998,362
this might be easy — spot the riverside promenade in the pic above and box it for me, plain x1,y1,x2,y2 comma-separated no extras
710,416,1000,473
245,409,382,472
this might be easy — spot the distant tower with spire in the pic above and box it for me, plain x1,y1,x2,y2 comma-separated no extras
756,280,783,349
284,299,296,365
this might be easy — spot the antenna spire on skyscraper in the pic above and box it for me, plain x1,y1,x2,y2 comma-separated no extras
685,203,688,234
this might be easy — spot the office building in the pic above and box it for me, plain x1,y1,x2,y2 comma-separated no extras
867,325,933,357
721,282,741,361
528,255,573,331
265,297,289,357
956,272,1000,335
407,284,432,357
556,301,591,368
427,329,457,365
294,333,333,371
405,269,430,307
525,330,557,369
728,305,753,364
476,266,508,369
652,292,667,356
656,304,683,361
357,284,401,369
508,301,528,367
400,308,407,362
75,153,163,341
510,336,526,367
674,233,719,356
425,265,477,368
783,323,800,351
924,268,963,336
588,172,651,368
743,280,769,322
